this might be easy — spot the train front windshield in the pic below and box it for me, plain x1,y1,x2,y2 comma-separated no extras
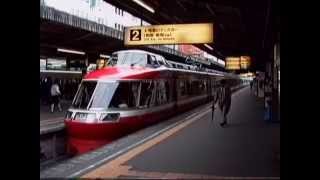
71,81,119,109
72,80,170,110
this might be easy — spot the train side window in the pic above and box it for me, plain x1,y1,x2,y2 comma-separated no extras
156,56,165,66
139,81,153,108
147,55,159,67
186,80,192,96
148,81,159,107
165,81,172,102
158,60,164,65
179,80,186,96
147,55,152,65
109,83,127,108
191,80,198,95
200,80,206,93
129,81,141,108
109,81,141,109
156,80,168,105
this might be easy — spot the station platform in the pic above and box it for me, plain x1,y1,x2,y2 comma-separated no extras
40,87,280,179
40,100,71,135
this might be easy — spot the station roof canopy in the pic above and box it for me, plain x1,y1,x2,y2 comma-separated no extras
105,0,279,69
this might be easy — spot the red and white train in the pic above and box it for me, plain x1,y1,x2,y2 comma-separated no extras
65,50,249,155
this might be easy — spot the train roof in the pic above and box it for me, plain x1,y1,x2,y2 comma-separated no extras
83,65,229,81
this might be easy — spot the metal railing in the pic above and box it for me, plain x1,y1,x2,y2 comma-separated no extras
40,5,123,40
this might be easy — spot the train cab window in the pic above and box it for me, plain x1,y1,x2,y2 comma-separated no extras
129,53,147,66
108,53,118,66
109,52,147,66
72,81,97,109
147,55,159,67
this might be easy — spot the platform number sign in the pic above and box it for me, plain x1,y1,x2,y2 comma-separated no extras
124,23,213,45
129,29,141,41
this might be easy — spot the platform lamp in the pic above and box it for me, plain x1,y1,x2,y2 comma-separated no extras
132,0,155,13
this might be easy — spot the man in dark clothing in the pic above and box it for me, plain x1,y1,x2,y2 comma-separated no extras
211,85,219,121
219,79,232,127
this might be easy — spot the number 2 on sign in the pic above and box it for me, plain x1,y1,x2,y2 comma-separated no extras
130,29,141,41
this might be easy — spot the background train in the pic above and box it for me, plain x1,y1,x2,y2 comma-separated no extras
65,50,250,155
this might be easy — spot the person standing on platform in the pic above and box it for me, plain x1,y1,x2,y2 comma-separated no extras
219,79,232,127
50,79,62,113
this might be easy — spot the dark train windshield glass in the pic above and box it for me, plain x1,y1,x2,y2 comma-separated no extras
72,80,173,110
71,81,97,109
89,82,119,109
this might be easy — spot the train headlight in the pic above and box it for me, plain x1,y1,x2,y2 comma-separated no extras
100,113,120,122
74,112,97,123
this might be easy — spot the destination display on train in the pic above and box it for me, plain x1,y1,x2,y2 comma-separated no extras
124,23,214,45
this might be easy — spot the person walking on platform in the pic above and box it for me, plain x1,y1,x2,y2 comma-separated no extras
50,79,62,113
211,83,221,122
219,79,232,127
44,77,52,105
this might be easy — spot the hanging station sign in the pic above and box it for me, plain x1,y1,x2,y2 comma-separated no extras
225,56,251,70
225,57,240,70
240,56,251,69
124,23,214,45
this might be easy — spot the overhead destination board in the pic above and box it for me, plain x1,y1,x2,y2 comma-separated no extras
225,57,240,70
240,56,251,69
124,23,214,45
225,56,251,70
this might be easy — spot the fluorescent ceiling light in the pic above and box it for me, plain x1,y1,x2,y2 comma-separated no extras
204,44,213,50
100,54,110,58
57,48,85,55
132,0,155,13
218,59,225,66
